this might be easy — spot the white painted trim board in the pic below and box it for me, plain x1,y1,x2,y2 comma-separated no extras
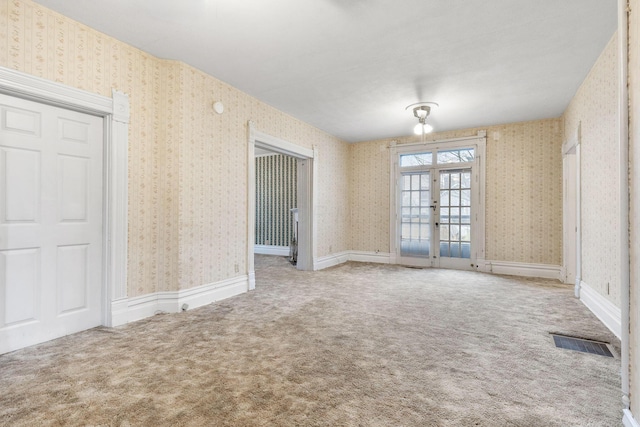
111,276,248,326
255,245,290,256
312,252,562,282
0,66,129,331
579,280,622,339
478,260,561,280
624,409,640,427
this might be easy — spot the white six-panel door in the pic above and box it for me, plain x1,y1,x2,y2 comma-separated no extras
0,94,103,354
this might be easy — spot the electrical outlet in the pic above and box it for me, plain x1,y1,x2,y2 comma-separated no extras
234,264,239,273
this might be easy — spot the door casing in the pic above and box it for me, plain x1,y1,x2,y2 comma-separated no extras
389,132,486,270
0,67,129,345
247,122,317,290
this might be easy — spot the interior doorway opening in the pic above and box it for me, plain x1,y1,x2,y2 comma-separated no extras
247,123,315,290
254,149,299,264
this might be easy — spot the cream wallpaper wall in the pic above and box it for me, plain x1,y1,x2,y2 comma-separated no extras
0,0,350,296
349,141,391,253
563,33,620,308
349,119,563,265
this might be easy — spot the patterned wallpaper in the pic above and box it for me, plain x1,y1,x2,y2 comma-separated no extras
349,141,390,252
255,155,297,247
349,119,564,265
1,0,350,296
563,33,620,308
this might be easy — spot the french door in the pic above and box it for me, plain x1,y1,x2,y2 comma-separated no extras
394,141,484,270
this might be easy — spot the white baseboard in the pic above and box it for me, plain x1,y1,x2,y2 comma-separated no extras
313,253,560,281
314,251,393,270
624,409,640,427
478,260,562,280
111,275,249,327
248,271,256,291
349,251,392,264
110,298,130,327
254,245,289,256
579,280,622,339
314,251,350,270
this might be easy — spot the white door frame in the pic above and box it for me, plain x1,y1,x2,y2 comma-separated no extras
562,124,582,297
247,121,316,289
389,131,486,269
562,130,579,286
0,66,129,327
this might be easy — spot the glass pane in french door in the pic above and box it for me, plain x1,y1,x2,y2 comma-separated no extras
439,169,471,259
400,172,431,257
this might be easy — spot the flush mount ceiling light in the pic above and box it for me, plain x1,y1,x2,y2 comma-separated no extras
405,102,439,139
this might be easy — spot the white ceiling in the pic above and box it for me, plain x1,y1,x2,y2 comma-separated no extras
33,0,617,143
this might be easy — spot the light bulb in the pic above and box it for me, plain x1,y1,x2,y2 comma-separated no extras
413,123,434,135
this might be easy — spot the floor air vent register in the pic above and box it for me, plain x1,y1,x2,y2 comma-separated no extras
551,334,614,358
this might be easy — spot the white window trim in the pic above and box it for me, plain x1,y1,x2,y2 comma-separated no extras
389,131,486,268
0,66,129,327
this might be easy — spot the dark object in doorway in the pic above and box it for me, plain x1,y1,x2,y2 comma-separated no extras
289,237,298,265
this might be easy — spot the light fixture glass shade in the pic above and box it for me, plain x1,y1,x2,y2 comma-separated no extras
414,123,433,135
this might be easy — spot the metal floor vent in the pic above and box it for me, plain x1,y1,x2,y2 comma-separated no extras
551,334,614,358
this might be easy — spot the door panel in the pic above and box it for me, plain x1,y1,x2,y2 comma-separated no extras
0,248,40,327
1,147,40,223
399,171,432,264
437,168,473,270
396,162,475,270
0,94,103,354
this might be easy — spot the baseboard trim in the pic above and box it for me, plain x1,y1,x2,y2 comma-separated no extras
313,251,393,270
624,410,640,427
579,280,622,339
111,275,249,327
254,245,289,256
349,251,392,264
313,253,560,279
314,251,350,270
479,260,562,280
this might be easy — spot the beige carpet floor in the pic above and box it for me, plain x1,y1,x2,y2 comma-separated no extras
0,256,622,426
